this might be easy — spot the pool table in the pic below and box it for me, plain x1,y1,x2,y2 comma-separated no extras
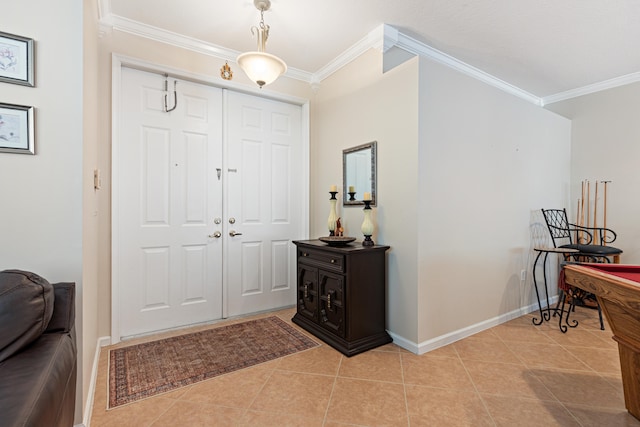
563,263,640,421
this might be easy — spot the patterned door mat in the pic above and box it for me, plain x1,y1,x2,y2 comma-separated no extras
108,316,318,408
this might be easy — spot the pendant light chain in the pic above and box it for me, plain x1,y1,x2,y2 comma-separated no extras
258,7,269,52
236,0,287,88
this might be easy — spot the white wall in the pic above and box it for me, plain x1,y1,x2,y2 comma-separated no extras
0,0,84,422
546,82,640,264
417,57,572,344
312,49,572,350
312,50,420,343
82,0,101,423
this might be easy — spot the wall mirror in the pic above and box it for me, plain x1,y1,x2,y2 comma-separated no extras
343,141,376,206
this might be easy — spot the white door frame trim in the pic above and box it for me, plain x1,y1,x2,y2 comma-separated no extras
111,53,310,343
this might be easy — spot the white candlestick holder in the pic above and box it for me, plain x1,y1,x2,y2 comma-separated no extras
328,191,338,236
361,199,374,246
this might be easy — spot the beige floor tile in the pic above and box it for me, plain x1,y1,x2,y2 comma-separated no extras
532,368,627,408
563,403,640,427
504,341,592,371
249,370,334,418
543,326,613,348
423,343,459,358
90,307,630,426
588,328,619,349
454,338,521,364
405,385,493,426
564,345,621,374
180,366,272,409
90,397,176,427
601,371,624,389
149,400,244,427
325,377,408,426
323,422,377,427
506,313,546,328
275,345,342,376
463,328,502,341
481,394,580,427
402,353,475,391
463,360,556,400
238,410,324,427
338,350,403,383
492,322,557,344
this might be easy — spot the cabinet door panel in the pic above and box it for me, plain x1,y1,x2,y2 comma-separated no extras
297,265,318,321
319,271,345,338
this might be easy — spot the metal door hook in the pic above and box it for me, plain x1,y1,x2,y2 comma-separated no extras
163,74,177,112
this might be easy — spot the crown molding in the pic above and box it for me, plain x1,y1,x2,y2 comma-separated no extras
313,24,542,105
541,72,640,106
312,25,385,82
98,7,634,106
387,26,542,106
98,11,313,83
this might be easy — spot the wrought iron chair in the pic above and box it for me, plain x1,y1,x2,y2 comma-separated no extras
541,208,622,330
541,208,622,263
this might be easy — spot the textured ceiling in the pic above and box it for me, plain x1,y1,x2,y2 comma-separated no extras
107,0,640,99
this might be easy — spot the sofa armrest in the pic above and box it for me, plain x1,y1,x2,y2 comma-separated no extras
45,282,75,334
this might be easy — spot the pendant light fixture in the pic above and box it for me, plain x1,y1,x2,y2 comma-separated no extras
236,0,287,88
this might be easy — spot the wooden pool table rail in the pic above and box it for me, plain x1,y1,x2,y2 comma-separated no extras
563,264,640,421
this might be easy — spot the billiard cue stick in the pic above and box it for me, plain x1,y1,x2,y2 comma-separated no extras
580,180,586,243
576,198,582,245
586,180,590,241
593,181,598,244
602,180,611,246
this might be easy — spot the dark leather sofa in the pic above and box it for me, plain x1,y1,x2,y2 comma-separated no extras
0,270,77,427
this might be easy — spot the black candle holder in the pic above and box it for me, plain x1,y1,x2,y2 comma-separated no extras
348,192,356,201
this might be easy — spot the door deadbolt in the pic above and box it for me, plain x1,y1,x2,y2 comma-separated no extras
228,217,236,224
214,218,221,224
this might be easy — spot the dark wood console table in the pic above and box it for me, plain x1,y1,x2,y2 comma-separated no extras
291,239,391,356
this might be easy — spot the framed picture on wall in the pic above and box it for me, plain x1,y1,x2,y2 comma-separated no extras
0,103,35,154
0,31,34,87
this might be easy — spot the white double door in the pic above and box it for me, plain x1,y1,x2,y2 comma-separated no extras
115,67,304,339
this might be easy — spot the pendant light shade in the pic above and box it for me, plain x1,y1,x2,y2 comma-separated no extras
236,0,287,88
237,51,287,88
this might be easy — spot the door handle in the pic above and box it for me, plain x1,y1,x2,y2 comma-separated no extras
208,231,222,238
229,230,243,237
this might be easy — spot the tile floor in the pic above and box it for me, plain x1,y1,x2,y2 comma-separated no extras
90,306,640,426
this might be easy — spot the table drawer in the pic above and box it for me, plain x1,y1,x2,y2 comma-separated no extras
298,247,345,272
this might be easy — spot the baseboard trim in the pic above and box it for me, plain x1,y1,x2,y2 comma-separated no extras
82,336,111,426
389,298,557,355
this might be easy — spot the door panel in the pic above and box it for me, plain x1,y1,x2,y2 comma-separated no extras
319,271,345,338
297,265,318,321
225,91,303,317
115,68,305,338
117,68,223,338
